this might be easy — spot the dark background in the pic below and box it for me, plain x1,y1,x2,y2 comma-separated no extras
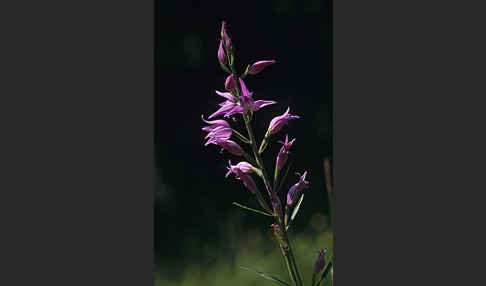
155,0,332,281
4,0,486,285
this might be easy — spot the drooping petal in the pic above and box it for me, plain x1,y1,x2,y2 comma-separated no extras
201,116,230,129
208,101,236,119
253,100,277,111
224,105,244,117
215,90,235,101
205,126,232,140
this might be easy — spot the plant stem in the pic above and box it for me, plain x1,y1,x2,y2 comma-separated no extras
228,53,303,286
286,238,303,286
243,113,303,286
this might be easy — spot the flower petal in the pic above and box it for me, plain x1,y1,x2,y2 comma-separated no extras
253,100,277,111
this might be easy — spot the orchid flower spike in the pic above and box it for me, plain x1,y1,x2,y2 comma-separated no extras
275,134,296,171
218,40,227,65
286,171,310,206
248,60,276,75
225,160,258,194
225,74,236,92
313,249,327,275
267,107,300,135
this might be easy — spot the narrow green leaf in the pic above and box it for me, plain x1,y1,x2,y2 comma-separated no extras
290,194,305,221
316,261,333,286
232,202,273,217
240,266,291,286
232,128,251,144
286,194,304,230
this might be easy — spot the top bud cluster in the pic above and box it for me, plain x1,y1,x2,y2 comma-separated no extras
202,21,308,211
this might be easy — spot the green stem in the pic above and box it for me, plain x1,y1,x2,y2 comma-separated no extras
228,50,303,286
286,240,303,286
243,115,273,195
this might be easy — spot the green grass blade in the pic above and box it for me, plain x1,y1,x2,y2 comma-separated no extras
316,261,333,286
240,266,291,286
232,202,273,217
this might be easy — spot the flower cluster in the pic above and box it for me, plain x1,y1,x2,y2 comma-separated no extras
201,21,325,285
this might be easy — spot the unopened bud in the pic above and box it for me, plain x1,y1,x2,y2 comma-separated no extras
218,40,227,65
248,60,276,75
225,74,236,92
313,249,327,274
220,21,231,50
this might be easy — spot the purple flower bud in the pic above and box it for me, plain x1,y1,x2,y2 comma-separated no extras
215,90,234,101
267,107,300,135
225,160,254,177
275,135,296,170
313,249,327,274
214,139,243,156
270,193,283,218
218,40,227,65
221,21,231,50
225,74,236,92
225,160,258,194
240,174,258,194
271,223,283,238
248,60,276,75
286,171,309,206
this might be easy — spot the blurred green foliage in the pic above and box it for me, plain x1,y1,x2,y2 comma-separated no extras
155,214,333,286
